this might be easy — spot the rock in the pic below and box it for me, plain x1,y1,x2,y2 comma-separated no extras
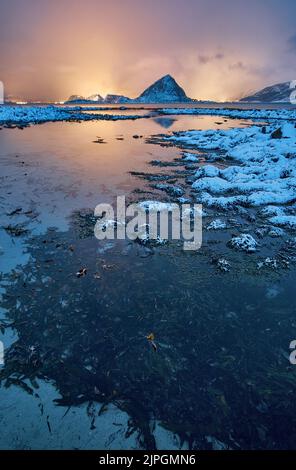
207,219,227,230
217,258,231,272
271,127,283,139
228,233,258,253
257,258,278,270
154,183,184,197
3,224,29,237
255,226,269,238
269,227,284,238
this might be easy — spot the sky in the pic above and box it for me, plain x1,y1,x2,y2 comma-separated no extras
0,0,296,102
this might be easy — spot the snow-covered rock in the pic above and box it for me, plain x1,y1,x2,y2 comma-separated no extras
269,215,296,229
182,152,199,162
195,165,220,179
228,234,258,252
268,227,285,237
165,123,296,216
217,258,231,272
257,258,278,269
207,219,227,230
137,201,177,212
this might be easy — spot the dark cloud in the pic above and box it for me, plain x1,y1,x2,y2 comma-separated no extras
228,61,247,71
198,55,211,64
198,53,225,65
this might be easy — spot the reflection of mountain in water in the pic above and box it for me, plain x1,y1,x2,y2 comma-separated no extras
153,117,176,129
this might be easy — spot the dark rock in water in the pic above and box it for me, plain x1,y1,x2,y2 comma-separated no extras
93,136,106,144
153,183,184,197
135,74,191,103
130,171,176,182
3,224,29,237
271,128,283,139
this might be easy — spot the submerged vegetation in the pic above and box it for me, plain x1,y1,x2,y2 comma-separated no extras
0,109,296,449
1,220,296,449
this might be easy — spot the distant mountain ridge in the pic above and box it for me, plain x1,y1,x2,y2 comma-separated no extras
66,93,129,104
66,74,191,104
240,81,292,103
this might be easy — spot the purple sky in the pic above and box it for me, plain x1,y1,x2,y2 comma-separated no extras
0,0,296,101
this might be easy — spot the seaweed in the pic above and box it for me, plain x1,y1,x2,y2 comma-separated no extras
3,224,29,237
1,223,296,449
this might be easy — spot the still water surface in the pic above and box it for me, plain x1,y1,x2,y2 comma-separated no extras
0,112,295,449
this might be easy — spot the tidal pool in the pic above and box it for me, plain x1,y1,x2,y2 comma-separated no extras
0,112,296,450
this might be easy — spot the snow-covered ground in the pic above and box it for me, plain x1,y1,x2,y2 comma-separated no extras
164,121,296,229
0,105,146,124
1,104,296,125
161,107,296,121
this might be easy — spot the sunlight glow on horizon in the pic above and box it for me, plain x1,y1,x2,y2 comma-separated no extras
1,0,296,102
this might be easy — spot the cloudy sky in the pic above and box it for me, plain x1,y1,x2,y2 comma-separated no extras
0,0,296,101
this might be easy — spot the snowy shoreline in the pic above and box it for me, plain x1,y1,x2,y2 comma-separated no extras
0,104,296,125
163,121,296,227
161,107,296,121
0,105,148,125
136,113,296,270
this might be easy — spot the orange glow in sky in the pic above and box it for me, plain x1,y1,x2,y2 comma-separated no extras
0,0,295,102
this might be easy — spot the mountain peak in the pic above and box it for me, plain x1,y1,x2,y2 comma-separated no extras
161,74,175,81
136,74,190,103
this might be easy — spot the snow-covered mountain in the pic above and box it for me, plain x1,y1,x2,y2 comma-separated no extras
87,93,104,102
135,74,190,103
66,93,129,104
240,82,292,103
66,94,104,104
104,94,130,104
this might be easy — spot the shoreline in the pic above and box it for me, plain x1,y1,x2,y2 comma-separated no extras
0,104,295,126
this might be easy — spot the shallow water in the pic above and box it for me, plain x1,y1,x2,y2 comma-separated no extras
0,112,296,450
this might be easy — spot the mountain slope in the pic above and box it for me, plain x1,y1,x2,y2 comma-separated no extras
135,74,190,103
240,82,292,103
66,93,130,104
104,94,130,104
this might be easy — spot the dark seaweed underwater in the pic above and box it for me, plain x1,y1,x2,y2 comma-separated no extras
1,112,296,450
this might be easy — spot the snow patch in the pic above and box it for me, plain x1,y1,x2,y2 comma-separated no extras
228,234,258,253
207,219,227,230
